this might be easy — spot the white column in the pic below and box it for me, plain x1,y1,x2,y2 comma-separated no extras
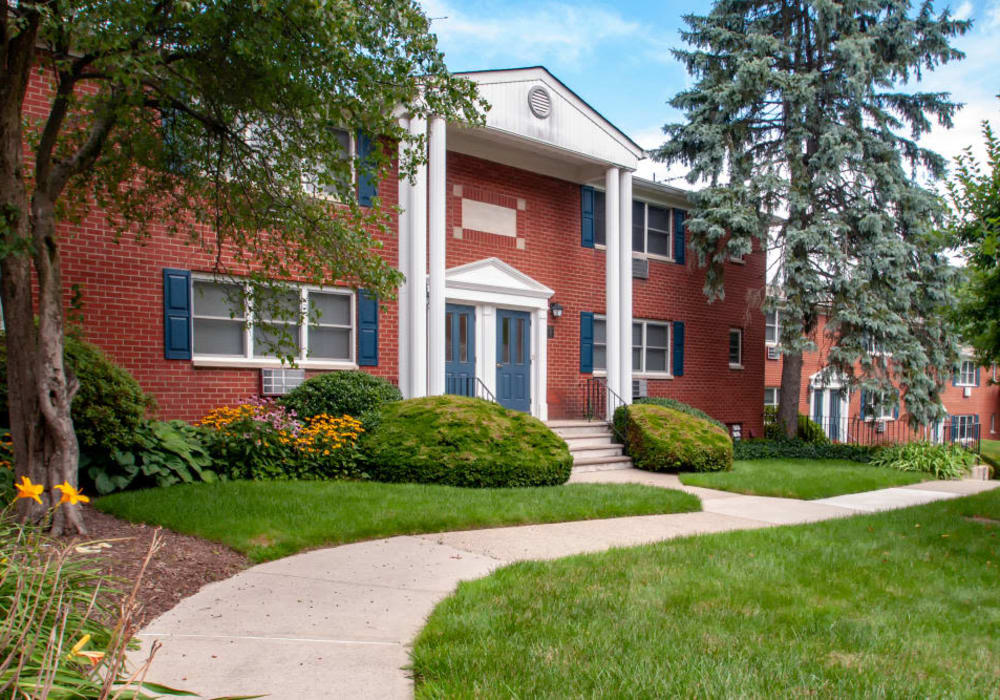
619,170,633,405
408,115,428,397
604,167,621,412
427,116,447,396
396,117,411,398
534,307,548,421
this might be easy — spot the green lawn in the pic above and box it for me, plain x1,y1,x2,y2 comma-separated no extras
679,458,928,499
412,488,1000,698
95,480,700,562
981,439,1000,470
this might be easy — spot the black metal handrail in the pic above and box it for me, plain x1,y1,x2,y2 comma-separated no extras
580,377,627,442
474,377,497,404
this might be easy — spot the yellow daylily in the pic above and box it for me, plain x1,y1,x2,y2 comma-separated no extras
67,634,105,666
14,476,44,504
54,481,90,505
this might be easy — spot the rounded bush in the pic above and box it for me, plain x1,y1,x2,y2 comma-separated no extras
623,403,733,473
362,395,573,487
280,370,401,424
0,334,154,455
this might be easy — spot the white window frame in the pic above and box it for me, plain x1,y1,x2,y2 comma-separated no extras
955,414,977,442
765,310,780,346
728,328,743,369
991,413,996,434
631,199,674,262
863,391,896,422
633,319,672,378
593,314,608,374
303,127,356,201
191,275,357,369
764,387,780,407
957,359,976,387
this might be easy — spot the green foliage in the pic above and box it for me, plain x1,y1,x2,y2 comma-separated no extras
622,403,733,473
0,515,195,697
734,438,874,463
637,397,725,430
870,441,975,480
362,396,573,487
763,406,829,444
947,109,1000,366
657,0,966,425
198,401,365,482
280,370,401,429
85,420,216,495
0,334,154,456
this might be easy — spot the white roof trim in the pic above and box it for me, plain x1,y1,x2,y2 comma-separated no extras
445,257,554,300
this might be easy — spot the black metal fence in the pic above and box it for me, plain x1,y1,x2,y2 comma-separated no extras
802,417,981,454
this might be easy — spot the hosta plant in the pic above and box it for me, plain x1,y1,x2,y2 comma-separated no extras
870,442,976,480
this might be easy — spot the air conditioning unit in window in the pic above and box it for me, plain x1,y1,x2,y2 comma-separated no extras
632,378,648,399
261,368,306,396
632,257,649,280
964,386,972,398
876,420,886,433
767,346,780,360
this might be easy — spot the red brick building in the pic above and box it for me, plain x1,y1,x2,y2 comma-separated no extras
764,311,1000,444
37,67,767,436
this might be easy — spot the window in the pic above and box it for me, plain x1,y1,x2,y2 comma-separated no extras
632,201,673,258
862,391,896,421
192,278,354,363
729,328,743,368
593,316,607,371
304,127,354,198
765,310,780,345
764,387,780,407
992,413,996,434
958,359,976,386
633,320,670,375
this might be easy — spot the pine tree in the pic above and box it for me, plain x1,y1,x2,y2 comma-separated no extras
657,0,968,436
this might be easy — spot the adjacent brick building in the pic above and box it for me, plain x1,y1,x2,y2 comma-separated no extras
35,67,767,436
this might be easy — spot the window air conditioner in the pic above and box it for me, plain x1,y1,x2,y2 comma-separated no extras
876,420,886,433
964,386,972,398
767,346,780,360
633,378,649,399
632,257,649,279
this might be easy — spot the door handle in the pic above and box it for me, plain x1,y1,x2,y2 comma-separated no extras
496,362,503,368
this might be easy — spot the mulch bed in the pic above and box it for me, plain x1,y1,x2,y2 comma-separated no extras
67,506,249,627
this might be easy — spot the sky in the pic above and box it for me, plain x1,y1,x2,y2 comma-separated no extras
421,0,1000,186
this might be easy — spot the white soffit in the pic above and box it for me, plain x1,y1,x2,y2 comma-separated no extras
456,67,644,171
446,257,554,301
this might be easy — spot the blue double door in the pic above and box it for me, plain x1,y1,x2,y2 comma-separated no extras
444,305,531,413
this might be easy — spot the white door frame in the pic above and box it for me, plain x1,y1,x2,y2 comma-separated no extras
809,371,850,441
442,258,553,420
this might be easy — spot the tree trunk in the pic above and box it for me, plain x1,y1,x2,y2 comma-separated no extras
778,349,804,439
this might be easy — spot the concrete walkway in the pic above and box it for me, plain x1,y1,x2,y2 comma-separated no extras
135,471,998,699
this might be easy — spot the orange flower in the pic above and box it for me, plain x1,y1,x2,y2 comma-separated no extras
14,475,44,504
54,481,90,505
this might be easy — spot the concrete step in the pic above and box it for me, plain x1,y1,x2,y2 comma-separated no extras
549,423,614,439
570,455,634,473
561,433,619,448
567,444,624,459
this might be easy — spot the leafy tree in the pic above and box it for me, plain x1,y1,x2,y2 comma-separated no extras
947,103,1000,366
657,0,966,437
0,0,483,534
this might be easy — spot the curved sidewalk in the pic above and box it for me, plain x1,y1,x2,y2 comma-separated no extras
135,471,998,699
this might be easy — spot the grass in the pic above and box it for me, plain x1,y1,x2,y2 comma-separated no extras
678,458,927,500
412,487,1000,698
981,438,1000,471
95,480,700,562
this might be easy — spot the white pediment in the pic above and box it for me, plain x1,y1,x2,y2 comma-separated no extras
456,67,644,170
446,257,554,300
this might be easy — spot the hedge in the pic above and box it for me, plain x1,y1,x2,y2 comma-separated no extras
362,395,573,487
622,403,733,473
280,370,401,429
734,438,874,462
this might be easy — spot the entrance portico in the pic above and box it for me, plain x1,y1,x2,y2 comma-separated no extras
395,67,645,419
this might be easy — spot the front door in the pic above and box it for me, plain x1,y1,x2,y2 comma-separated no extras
445,304,476,397
496,309,531,413
828,389,842,441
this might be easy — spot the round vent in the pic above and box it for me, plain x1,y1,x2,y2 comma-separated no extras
527,86,552,119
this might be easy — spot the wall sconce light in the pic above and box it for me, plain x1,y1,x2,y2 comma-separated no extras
549,302,563,318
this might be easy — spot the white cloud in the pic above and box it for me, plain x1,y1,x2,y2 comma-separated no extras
987,0,1000,27
421,0,641,66
954,1,974,20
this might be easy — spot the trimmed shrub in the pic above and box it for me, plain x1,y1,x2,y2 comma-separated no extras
764,406,828,444
735,438,874,462
613,397,724,440
870,441,975,480
0,334,154,456
362,395,573,487
280,370,401,427
622,403,733,473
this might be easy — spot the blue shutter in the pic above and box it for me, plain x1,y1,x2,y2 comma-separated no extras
357,289,379,366
356,130,377,207
672,320,685,377
859,390,867,420
163,268,192,360
673,208,686,264
976,367,981,387
894,401,899,420
581,186,595,248
580,312,594,373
